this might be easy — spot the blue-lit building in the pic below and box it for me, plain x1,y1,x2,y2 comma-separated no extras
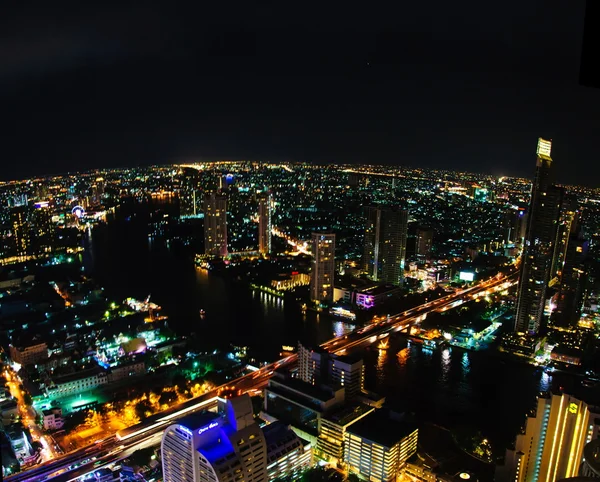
161,395,311,482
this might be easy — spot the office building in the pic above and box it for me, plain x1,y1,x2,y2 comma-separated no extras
162,395,310,482
257,192,272,256
498,392,600,482
162,395,268,482
363,206,408,285
552,232,588,328
316,403,375,464
204,193,228,257
415,227,433,257
310,232,336,303
330,354,364,400
31,203,54,254
514,138,562,335
9,342,48,366
505,208,528,245
344,410,418,482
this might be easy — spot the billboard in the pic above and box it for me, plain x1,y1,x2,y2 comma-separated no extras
459,271,475,282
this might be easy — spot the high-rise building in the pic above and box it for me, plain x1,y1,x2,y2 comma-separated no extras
162,395,267,482
10,205,30,257
363,206,408,285
310,232,336,303
552,232,588,328
297,342,329,385
203,193,228,257
415,227,433,258
497,392,600,482
344,410,418,481
551,196,579,280
31,204,54,254
514,138,562,335
257,192,272,256
505,208,528,245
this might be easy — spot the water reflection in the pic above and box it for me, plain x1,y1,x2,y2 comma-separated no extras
439,347,451,383
462,351,471,375
332,321,356,338
397,347,409,368
539,370,551,391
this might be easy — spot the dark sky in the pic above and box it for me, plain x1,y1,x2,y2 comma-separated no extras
2,1,600,185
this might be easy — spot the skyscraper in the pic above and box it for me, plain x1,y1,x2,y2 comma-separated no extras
203,193,228,257
514,138,562,334
552,232,588,328
415,227,433,258
551,196,579,280
10,205,30,258
498,392,600,482
363,206,408,285
310,232,335,303
257,192,272,256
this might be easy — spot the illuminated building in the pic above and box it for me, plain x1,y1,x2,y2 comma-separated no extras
498,392,600,482
257,192,272,256
297,342,329,385
91,177,105,205
9,342,48,366
310,232,335,303
45,366,108,398
10,205,30,257
330,354,364,400
31,203,54,254
316,403,375,464
551,196,578,279
363,205,408,285
514,138,562,335
263,421,312,480
505,208,527,245
415,227,433,258
344,410,418,481
162,395,309,482
204,193,228,257
552,232,588,328
162,395,268,482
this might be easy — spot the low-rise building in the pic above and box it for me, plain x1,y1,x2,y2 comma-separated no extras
0,399,19,425
41,407,64,430
550,346,583,366
107,360,146,383
9,342,48,366
45,367,108,398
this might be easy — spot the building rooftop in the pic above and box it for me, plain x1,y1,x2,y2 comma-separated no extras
358,284,400,296
332,353,363,366
346,410,417,448
269,376,338,404
178,411,221,431
325,403,374,427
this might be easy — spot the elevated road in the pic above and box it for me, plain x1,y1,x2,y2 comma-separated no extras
8,270,517,482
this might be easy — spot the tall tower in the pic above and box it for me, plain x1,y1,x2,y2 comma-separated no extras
310,232,336,303
514,138,562,334
257,192,272,256
363,206,408,285
203,193,228,257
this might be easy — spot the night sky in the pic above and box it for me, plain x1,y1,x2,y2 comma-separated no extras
2,2,600,185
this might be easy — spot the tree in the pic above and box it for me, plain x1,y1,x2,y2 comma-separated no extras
23,393,33,406
158,391,178,406
135,400,153,420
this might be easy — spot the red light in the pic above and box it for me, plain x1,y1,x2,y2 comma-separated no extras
291,271,299,275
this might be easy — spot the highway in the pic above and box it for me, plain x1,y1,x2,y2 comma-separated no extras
7,270,517,482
